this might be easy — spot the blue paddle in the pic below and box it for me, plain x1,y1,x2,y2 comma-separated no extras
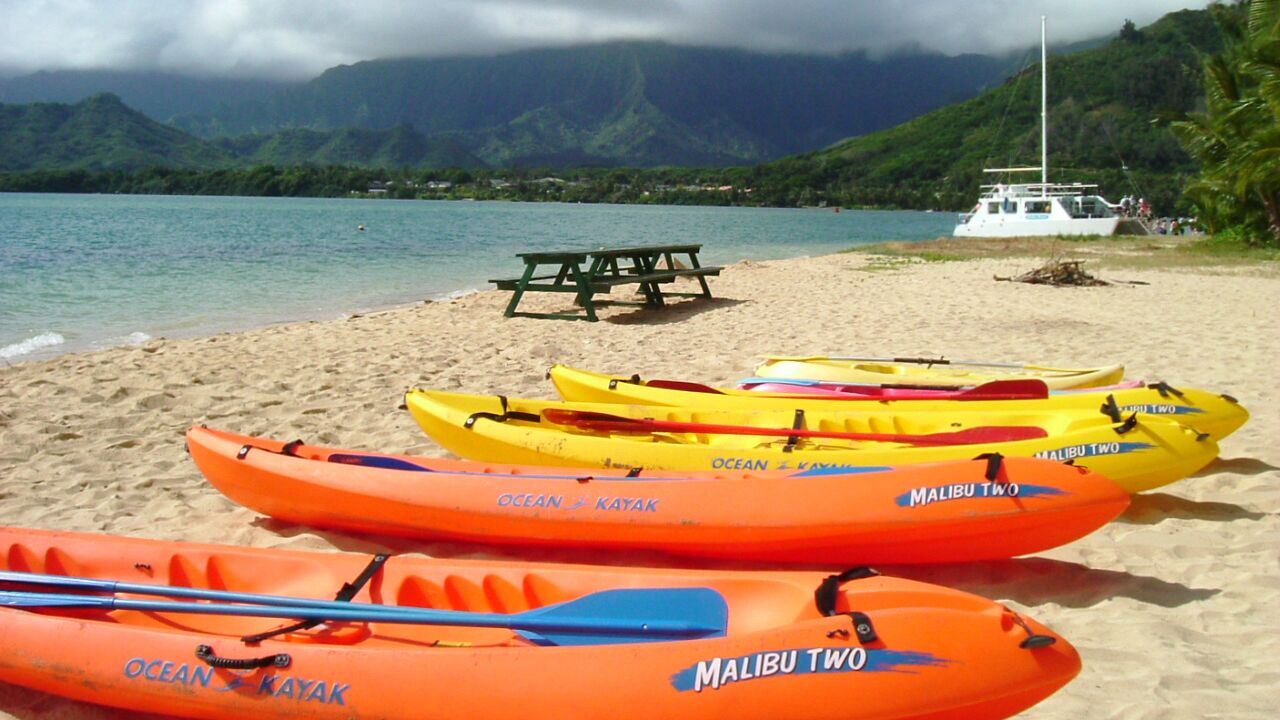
0,575,726,647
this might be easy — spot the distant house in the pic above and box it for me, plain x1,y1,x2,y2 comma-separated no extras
425,181,453,190
367,181,389,195
490,179,512,189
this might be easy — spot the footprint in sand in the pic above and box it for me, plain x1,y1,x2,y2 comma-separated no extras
136,393,177,411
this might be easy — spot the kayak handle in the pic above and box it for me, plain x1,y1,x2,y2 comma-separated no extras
195,644,292,670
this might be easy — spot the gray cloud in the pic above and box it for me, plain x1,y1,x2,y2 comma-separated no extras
0,0,1212,80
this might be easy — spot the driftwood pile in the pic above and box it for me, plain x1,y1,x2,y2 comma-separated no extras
995,259,1110,287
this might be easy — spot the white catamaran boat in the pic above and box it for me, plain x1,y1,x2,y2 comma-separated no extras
954,18,1148,238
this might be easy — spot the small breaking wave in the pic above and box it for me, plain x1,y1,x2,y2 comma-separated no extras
90,331,153,351
433,287,482,301
0,332,66,360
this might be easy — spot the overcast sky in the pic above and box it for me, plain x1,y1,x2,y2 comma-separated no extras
0,0,1214,80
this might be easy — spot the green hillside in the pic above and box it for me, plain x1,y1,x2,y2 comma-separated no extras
0,93,235,171
764,10,1221,213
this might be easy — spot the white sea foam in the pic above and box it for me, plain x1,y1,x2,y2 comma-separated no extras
91,331,153,351
0,332,66,360
434,287,483,301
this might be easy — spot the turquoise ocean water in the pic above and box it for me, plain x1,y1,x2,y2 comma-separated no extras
0,194,953,362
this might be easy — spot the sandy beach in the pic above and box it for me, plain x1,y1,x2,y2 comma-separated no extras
1,243,1277,719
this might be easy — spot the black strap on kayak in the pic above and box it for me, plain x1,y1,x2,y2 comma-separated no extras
814,568,880,644
972,452,1006,482
237,440,304,460
464,395,541,428
1100,394,1122,423
783,409,804,453
1147,381,1185,399
241,553,391,644
826,611,879,643
814,567,879,616
1008,613,1057,650
607,374,642,390
196,644,291,670
1114,413,1139,435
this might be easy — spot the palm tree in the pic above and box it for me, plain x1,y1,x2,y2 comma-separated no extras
1168,0,1280,244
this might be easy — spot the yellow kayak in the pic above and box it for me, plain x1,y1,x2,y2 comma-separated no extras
754,356,1125,389
548,365,1249,442
405,389,1219,493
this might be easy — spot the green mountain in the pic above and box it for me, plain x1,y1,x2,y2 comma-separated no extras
174,42,1013,167
217,125,482,167
767,10,1221,212
0,70,292,124
0,93,235,171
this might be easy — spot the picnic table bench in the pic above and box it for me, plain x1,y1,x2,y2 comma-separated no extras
490,243,722,321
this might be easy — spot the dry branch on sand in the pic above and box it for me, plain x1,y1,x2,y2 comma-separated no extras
995,259,1111,286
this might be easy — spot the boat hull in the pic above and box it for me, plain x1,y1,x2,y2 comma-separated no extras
953,215,1121,237
549,365,1249,442
188,426,1128,564
405,389,1218,493
752,358,1125,389
0,526,1081,720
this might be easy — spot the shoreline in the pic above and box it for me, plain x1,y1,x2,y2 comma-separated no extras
0,284,490,366
1,195,955,366
8,232,1271,367
1,249,1277,718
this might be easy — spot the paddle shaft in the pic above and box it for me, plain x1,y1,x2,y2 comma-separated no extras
0,590,714,637
763,355,1075,370
731,378,1049,400
0,574,722,640
543,409,1045,445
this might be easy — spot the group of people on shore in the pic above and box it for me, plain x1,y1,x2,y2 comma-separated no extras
1118,196,1198,235
1118,195,1152,220
1152,216,1199,235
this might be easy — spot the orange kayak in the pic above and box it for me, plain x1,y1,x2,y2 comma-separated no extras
187,426,1127,564
0,526,1081,720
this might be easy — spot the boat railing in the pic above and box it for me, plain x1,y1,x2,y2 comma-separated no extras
977,182,1102,198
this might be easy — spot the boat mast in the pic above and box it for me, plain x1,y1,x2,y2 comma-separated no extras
1040,16,1048,196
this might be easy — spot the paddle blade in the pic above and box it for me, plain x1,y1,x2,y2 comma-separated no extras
918,426,1048,445
543,409,648,433
520,588,728,646
644,379,724,395
959,379,1050,399
327,453,435,472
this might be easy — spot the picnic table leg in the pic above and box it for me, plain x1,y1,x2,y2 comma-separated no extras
574,258,606,308
688,253,714,299
633,254,665,307
567,264,599,321
503,262,538,317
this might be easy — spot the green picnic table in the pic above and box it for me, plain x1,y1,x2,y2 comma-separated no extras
490,243,723,321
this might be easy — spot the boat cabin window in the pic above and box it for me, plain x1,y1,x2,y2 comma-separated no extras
987,202,1001,213
999,199,1018,214
1025,200,1052,214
